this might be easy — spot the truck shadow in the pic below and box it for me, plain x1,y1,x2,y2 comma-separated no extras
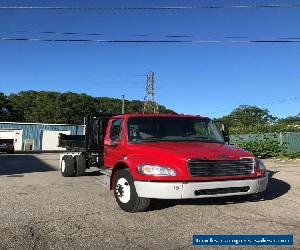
0,154,57,176
148,170,290,211
85,171,101,176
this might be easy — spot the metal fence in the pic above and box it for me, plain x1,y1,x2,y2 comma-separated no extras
230,132,300,153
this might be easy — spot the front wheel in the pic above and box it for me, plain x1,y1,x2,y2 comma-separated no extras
113,169,150,213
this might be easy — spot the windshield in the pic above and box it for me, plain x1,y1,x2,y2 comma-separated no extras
127,117,225,143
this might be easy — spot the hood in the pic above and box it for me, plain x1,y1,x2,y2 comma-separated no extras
129,141,253,161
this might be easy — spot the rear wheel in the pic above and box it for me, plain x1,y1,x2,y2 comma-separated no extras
61,155,75,177
75,155,86,176
113,169,150,212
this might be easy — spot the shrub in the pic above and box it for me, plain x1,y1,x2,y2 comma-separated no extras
234,139,286,158
280,152,300,159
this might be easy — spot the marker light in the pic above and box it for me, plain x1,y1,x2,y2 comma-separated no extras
256,158,267,176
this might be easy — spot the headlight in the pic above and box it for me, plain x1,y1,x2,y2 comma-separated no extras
137,164,176,176
256,158,266,175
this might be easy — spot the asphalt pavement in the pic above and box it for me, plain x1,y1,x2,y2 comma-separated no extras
0,153,299,249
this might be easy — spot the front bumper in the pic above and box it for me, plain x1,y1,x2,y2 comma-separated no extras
134,176,268,199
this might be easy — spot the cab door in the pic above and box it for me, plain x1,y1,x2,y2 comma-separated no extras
103,118,123,168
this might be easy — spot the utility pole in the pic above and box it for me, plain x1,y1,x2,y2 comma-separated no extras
122,95,125,114
143,71,159,113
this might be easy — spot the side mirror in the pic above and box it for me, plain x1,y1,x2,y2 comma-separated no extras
221,123,230,144
223,136,230,143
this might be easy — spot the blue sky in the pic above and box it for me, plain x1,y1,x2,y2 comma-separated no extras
0,0,300,118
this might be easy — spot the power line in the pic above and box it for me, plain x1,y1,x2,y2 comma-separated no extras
0,37,185,43
1,37,300,44
90,83,144,88
1,4,300,10
203,96,300,116
0,29,192,38
2,29,300,41
99,74,146,77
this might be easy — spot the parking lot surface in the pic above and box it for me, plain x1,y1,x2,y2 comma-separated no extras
0,153,299,249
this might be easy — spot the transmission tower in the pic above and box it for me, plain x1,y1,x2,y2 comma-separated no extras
143,71,159,113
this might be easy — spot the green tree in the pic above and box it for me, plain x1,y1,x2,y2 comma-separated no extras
5,91,175,124
277,114,300,126
8,91,38,122
95,97,122,114
0,92,11,121
56,92,98,124
126,100,143,113
219,105,277,129
8,91,98,124
217,105,278,134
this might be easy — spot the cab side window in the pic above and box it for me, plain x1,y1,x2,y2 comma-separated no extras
110,119,122,141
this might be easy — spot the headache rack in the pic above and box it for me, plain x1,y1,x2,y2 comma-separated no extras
58,114,116,152
188,158,254,177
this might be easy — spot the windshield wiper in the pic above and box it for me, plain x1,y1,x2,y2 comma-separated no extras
182,134,210,139
135,137,172,142
131,135,221,143
175,135,222,143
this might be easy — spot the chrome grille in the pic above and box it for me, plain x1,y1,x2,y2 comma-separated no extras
188,158,254,177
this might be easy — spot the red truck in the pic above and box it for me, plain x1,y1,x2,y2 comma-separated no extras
59,113,268,212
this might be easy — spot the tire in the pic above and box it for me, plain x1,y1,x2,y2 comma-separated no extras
113,169,150,213
75,155,86,176
61,155,75,177
7,148,14,154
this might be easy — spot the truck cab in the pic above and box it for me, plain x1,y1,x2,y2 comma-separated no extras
59,114,268,212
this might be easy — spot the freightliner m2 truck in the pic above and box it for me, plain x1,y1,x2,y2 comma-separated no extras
59,114,268,212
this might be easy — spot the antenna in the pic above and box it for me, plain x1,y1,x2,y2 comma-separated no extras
143,71,159,113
